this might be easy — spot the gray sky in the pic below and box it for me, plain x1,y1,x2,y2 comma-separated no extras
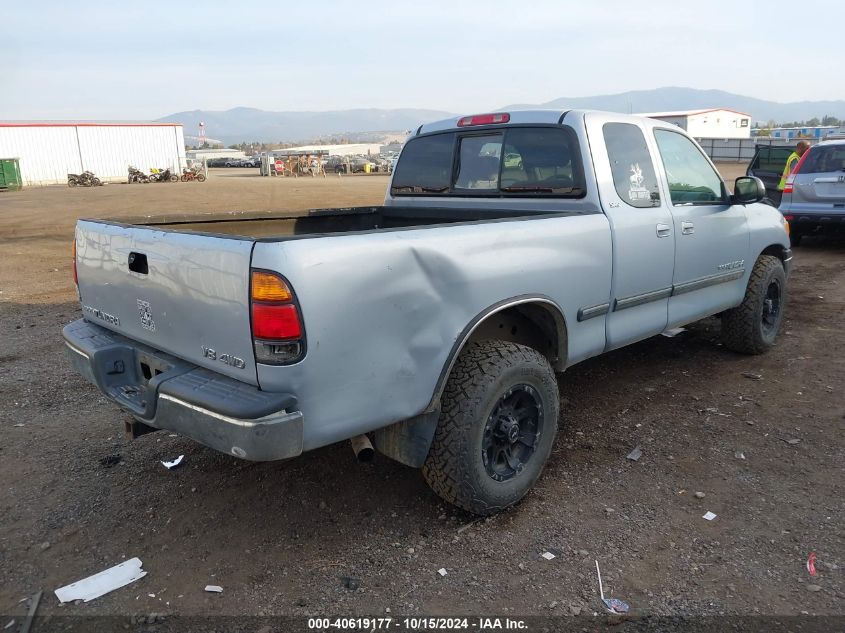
3,0,841,119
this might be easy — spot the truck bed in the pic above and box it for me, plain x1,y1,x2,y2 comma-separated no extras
113,205,571,240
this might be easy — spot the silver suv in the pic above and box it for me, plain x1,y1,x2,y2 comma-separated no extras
779,139,845,245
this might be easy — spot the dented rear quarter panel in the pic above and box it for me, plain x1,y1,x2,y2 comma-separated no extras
252,213,612,451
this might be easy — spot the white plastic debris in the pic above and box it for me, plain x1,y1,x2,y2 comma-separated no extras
702,511,717,521
161,455,185,469
13,424,24,427
661,327,686,337
55,558,147,603
204,585,223,593
437,568,448,577
541,552,556,560
626,447,643,461
4,620,15,630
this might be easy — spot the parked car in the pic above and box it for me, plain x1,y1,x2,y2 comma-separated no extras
779,139,845,245
746,144,796,206
64,110,790,515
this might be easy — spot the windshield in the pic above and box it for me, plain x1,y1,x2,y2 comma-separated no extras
391,126,585,197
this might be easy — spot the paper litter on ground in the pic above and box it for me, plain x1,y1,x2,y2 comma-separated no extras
702,511,717,521
204,585,223,593
55,558,146,603
541,552,556,560
161,455,185,469
661,327,686,337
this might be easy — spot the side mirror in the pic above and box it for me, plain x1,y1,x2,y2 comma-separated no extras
732,176,766,205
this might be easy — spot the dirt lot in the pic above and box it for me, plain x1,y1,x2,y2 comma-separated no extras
1,167,843,628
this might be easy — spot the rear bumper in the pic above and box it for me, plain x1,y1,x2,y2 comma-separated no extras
63,319,303,461
781,208,845,235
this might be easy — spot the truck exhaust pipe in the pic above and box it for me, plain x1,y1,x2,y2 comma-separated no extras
350,434,374,462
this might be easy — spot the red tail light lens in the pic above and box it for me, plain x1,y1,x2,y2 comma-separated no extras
457,113,510,127
250,269,305,364
251,303,302,340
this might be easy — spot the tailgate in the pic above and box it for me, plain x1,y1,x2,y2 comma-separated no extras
75,220,258,385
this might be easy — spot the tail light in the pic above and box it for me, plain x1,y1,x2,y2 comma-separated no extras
250,270,305,365
783,150,811,194
457,113,510,127
72,239,78,286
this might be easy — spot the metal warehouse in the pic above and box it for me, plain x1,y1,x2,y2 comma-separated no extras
0,121,186,186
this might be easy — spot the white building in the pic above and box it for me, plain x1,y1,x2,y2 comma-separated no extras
637,109,752,139
186,148,246,161
279,143,383,157
0,121,186,186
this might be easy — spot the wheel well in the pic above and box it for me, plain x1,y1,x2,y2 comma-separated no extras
760,244,789,263
465,302,567,370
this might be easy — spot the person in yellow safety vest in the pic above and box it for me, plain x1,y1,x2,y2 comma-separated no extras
778,140,810,190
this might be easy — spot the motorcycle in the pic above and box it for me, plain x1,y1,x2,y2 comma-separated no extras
128,166,150,184
180,167,207,182
149,168,179,183
68,171,101,187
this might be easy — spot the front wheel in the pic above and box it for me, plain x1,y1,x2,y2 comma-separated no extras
423,340,559,515
196,173,206,182
721,255,786,354
68,179,78,187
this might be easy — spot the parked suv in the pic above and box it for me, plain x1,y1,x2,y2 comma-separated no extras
779,139,845,245
747,144,795,207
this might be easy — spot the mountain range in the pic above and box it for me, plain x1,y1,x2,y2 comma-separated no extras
159,88,845,144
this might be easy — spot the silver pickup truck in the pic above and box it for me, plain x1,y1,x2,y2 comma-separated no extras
64,110,791,515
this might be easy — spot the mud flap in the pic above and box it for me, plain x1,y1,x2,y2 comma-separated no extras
372,411,439,468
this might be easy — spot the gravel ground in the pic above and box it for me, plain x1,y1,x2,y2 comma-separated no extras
0,171,842,630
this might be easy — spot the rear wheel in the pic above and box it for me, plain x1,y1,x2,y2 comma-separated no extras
721,255,786,354
423,340,559,515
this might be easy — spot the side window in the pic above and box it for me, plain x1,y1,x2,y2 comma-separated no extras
454,134,503,190
749,148,765,171
653,129,725,205
390,133,453,194
762,147,792,172
602,122,660,208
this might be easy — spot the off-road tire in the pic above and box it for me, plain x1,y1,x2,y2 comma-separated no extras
721,255,786,354
196,173,206,182
422,340,559,515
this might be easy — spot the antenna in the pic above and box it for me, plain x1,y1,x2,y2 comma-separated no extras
198,121,206,146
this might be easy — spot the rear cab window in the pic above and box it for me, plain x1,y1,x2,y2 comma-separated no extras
391,126,585,198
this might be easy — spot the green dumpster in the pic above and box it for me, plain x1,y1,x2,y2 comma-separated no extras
0,158,22,191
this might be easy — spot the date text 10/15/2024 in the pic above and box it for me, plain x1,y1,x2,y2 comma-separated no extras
307,617,528,631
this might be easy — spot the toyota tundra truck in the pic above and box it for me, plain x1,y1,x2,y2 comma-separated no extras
64,110,792,515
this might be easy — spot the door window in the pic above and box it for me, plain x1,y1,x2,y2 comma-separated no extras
602,123,661,208
653,129,725,205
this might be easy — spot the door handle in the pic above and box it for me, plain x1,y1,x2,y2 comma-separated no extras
656,223,671,238
681,221,695,235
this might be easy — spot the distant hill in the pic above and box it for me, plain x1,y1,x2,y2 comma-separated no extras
502,87,845,124
160,89,845,144
158,107,454,144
